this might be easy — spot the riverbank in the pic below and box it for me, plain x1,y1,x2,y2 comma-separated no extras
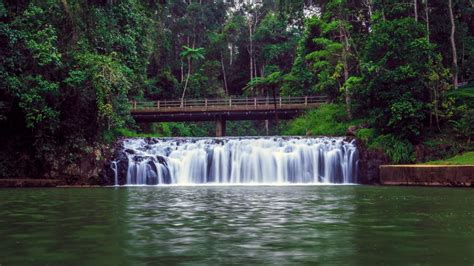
380,165,474,187
0,179,64,188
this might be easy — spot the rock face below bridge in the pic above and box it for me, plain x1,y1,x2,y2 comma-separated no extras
380,165,474,187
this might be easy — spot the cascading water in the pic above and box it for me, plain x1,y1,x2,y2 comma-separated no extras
116,137,358,185
111,161,118,186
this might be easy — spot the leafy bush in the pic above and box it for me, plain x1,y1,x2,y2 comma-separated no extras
449,106,474,143
369,134,415,164
448,85,474,108
284,104,360,136
356,128,376,144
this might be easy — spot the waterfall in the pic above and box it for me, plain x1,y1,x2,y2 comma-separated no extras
111,161,118,186
117,137,358,185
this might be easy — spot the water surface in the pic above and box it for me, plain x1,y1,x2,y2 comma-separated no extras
0,186,473,265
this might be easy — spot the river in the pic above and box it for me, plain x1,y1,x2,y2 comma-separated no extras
1,186,473,264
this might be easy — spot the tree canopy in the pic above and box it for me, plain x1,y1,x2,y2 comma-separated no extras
0,0,473,176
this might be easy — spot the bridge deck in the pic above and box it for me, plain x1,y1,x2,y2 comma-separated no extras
130,96,327,114
130,96,327,135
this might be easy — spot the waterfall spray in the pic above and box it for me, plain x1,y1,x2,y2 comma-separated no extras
116,137,358,185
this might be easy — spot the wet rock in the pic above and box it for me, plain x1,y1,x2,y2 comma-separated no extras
101,141,128,185
355,139,390,184
145,138,159,145
146,162,158,185
124,149,135,154
156,155,167,166
162,166,172,184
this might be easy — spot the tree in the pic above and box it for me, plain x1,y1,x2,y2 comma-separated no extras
245,71,283,121
180,46,205,104
356,18,449,141
303,16,355,118
209,32,229,95
448,0,458,88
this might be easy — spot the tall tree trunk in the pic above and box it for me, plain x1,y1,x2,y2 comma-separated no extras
461,40,465,81
249,22,253,82
448,0,458,88
181,57,191,106
340,25,353,119
60,0,78,43
366,0,373,21
253,15,258,79
254,56,258,78
248,20,254,95
272,86,279,123
180,59,184,83
425,0,430,42
414,0,418,21
229,44,233,66
220,52,228,95
434,84,441,130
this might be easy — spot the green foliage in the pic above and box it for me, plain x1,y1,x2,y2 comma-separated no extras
448,85,474,107
356,128,376,144
254,12,297,72
356,18,449,142
369,134,415,164
284,104,359,136
103,127,161,143
302,17,346,99
0,0,473,179
245,71,282,96
67,52,132,129
145,70,180,100
449,106,474,143
180,46,205,61
15,4,61,66
15,75,59,129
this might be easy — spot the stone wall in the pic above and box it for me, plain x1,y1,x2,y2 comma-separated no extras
380,165,474,187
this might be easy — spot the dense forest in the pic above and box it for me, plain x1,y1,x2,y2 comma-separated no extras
0,0,473,178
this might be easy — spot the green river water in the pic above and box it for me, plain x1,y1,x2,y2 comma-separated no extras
0,186,473,265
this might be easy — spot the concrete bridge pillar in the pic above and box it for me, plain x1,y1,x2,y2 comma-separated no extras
216,116,226,137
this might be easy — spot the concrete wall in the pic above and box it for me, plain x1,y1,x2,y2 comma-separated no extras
380,165,474,187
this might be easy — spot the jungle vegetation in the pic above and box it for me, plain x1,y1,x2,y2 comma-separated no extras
0,0,473,177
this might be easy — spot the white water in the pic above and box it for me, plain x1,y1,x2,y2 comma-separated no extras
111,161,118,186
120,137,358,185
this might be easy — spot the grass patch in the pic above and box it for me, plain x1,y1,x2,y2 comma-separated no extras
283,104,363,136
103,127,162,143
369,134,415,164
448,84,474,107
424,151,474,165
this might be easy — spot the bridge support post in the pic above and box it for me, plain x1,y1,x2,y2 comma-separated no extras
216,116,226,137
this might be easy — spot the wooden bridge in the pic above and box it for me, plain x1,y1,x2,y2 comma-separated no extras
130,96,327,136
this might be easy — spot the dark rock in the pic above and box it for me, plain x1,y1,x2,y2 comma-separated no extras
124,149,135,154
0,179,64,188
162,166,172,184
347,125,358,136
146,162,158,185
100,140,128,185
344,136,389,184
145,138,159,144
156,155,167,166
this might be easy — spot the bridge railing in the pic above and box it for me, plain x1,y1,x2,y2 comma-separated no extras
130,96,327,111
